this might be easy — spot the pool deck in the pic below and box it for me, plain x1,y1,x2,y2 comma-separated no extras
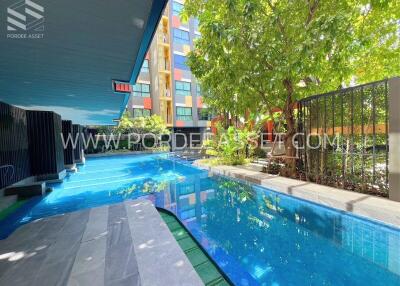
0,199,204,286
193,161,400,228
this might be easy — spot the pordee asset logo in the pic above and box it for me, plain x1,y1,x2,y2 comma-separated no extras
6,0,44,39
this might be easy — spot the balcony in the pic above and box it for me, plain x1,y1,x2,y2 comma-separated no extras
160,89,172,100
157,33,169,45
158,59,171,72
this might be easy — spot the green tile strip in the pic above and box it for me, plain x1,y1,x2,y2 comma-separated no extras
158,210,231,286
0,200,26,221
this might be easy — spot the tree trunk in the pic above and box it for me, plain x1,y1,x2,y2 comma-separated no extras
282,79,297,177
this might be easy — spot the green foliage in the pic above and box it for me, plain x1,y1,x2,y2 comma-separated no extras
205,124,257,165
182,0,399,115
183,0,399,175
253,147,266,158
117,113,170,136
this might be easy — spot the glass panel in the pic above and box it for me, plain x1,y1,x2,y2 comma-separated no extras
140,60,149,73
173,55,190,71
172,1,183,16
175,81,191,96
173,28,190,44
132,84,150,97
176,107,193,121
143,109,151,117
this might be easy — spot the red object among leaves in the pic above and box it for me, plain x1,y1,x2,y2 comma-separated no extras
197,96,203,108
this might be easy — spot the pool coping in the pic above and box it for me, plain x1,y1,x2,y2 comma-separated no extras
158,208,233,286
193,161,400,228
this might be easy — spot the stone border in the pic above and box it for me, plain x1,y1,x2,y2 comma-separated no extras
193,161,400,228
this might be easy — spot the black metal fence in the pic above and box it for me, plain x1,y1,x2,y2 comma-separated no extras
297,80,389,196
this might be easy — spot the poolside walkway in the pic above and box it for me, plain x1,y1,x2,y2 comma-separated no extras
194,161,400,228
0,199,203,286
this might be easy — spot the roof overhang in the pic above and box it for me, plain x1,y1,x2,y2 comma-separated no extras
0,0,167,125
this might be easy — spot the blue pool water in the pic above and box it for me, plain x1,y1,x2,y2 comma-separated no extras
1,154,400,285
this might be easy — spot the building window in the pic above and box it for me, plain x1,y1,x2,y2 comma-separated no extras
133,108,151,118
172,1,183,16
176,107,192,121
198,108,212,121
141,60,149,73
173,54,190,71
173,28,190,44
132,83,150,97
196,84,201,96
175,80,191,96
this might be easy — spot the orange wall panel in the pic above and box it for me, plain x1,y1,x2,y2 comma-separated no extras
185,96,193,107
172,16,181,28
174,69,182,81
176,120,184,127
143,98,152,109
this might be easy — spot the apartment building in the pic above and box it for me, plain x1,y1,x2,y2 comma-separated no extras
126,0,213,147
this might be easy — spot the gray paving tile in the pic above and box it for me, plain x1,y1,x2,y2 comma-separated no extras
105,242,139,282
68,235,107,285
125,199,203,286
0,249,47,286
82,206,109,243
32,210,89,285
0,200,202,286
60,209,90,236
68,266,106,286
107,204,131,247
107,272,141,286
33,254,77,286
105,203,140,285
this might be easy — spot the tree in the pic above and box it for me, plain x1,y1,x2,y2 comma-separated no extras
182,0,400,176
117,112,169,136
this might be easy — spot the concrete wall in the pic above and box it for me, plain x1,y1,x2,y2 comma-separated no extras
389,77,400,201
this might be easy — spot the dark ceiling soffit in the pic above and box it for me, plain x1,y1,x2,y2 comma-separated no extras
116,0,168,120
129,0,168,85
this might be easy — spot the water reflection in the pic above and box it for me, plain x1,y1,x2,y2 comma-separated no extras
154,173,400,286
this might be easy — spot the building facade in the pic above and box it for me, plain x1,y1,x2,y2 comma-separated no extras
126,0,212,148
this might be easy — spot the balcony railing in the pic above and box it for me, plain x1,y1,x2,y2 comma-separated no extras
158,33,169,45
159,60,171,71
160,88,171,98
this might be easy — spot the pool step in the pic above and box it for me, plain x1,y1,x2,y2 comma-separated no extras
0,199,26,221
159,210,231,286
0,195,17,213
4,181,46,198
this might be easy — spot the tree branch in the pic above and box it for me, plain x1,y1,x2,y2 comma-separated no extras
306,0,319,26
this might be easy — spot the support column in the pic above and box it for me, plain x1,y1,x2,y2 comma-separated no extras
26,110,66,181
389,77,400,201
72,124,85,164
62,120,76,170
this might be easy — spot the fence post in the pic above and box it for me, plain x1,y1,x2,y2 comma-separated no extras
389,77,400,201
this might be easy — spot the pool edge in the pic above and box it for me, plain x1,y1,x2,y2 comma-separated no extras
157,207,234,286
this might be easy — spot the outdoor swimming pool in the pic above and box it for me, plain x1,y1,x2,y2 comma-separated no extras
1,154,400,285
